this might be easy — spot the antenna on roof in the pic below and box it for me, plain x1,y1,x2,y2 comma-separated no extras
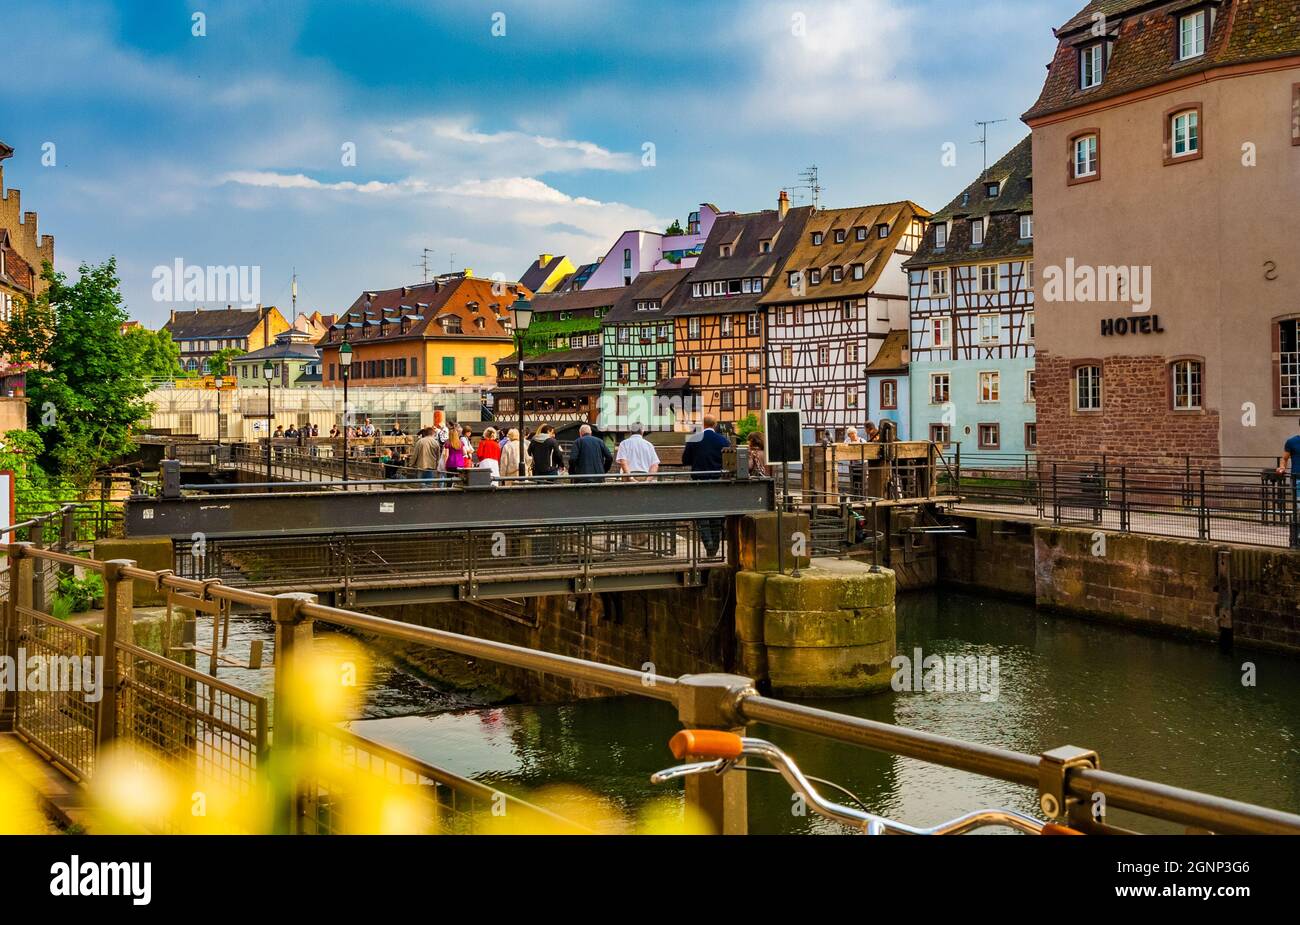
291,268,298,316
415,247,435,282
972,119,1008,178
784,165,822,211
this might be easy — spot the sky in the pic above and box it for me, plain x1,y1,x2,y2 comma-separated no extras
2,0,1080,326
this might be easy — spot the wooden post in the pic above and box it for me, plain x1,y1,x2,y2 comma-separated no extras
96,559,136,753
0,543,35,732
674,673,755,835
270,591,318,834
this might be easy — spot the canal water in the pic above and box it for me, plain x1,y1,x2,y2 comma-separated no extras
209,590,1300,834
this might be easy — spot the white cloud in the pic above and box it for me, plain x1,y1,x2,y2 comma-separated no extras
376,118,640,174
745,0,935,129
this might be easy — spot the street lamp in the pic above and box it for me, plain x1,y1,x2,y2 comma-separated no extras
338,342,353,485
511,297,533,478
263,360,275,483
213,375,226,448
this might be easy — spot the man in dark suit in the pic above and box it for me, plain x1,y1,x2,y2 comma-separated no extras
682,415,732,556
568,424,613,481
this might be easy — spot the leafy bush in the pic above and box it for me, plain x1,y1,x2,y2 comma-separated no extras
55,571,103,614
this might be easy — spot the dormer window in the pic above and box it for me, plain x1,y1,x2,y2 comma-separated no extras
1020,213,1034,239
855,227,867,241
811,231,824,245
1179,10,1206,60
808,268,822,285
834,229,846,244
1080,42,1103,89
831,266,843,283
759,239,772,253
877,223,890,238
986,182,1000,198
970,219,984,246
720,244,733,257
852,264,865,280
934,223,948,249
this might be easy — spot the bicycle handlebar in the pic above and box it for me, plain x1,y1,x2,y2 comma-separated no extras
654,731,1084,836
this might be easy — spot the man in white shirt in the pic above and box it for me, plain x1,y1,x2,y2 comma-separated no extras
615,423,660,479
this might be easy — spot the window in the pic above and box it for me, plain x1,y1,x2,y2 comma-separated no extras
689,355,701,372
1166,106,1201,163
929,424,951,444
930,373,950,404
692,283,702,298
986,182,1000,198
834,229,846,244
411,357,418,376
856,227,867,241
1075,365,1102,411
442,356,455,377
808,269,822,285
782,390,794,408
1280,319,1300,411
978,423,1000,450
979,370,1000,402
930,268,949,297
979,265,998,293
841,300,854,320
721,244,733,257
1171,360,1203,410
1026,311,1035,342
934,223,947,249
1179,10,1206,60
688,317,701,339
748,387,762,408
813,390,825,409
970,219,984,246
931,316,952,349
852,264,865,280
721,355,733,374
782,347,793,365
720,391,735,412
1020,213,1033,239
811,231,824,245
877,223,890,238
623,248,632,269
847,392,859,409
747,352,761,370
742,278,753,294
720,316,733,336
759,239,772,253
1080,43,1103,89
1071,132,1099,182
978,314,1000,344
1025,369,1036,402
818,345,830,365
1025,423,1038,449
881,379,898,410
1026,261,1035,288
713,281,725,296
747,313,762,336
831,266,843,283
846,342,858,363
473,357,487,377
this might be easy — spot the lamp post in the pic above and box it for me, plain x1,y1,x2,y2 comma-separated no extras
510,297,533,477
213,375,226,448
263,360,275,483
338,342,353,485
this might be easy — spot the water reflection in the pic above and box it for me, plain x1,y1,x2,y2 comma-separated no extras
351,590,1300,834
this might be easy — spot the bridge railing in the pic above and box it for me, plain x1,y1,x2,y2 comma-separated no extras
948,451,1299,549
7,541,1300,835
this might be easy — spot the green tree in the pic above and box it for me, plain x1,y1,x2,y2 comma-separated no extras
0,259,155,487
735,413,762,441
124,326,184,380
207,346,245,377
665,219,685,236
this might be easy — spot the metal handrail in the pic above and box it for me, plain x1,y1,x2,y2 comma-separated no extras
7,542,1300,835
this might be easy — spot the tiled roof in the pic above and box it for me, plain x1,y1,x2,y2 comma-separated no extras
519,254,567,291
530,286,619,315
760,201,931,305
1026,0,1300,121
239,341,321,362
604,268,692,324
904,136,1033,270
669,206,813,316
331,276,527,343
163,307,282,339
494,345,602,368
0,230,35,295
865,329,910,373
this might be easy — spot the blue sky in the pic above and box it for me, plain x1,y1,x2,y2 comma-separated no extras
3,0,1079,325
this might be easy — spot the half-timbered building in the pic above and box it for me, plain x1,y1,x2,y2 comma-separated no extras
670,194,813,430
599,267,692,435
491,345,604,432
760,200,929,443
903,136,1035,456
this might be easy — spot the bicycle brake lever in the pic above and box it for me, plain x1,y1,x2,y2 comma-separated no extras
650,759,728,784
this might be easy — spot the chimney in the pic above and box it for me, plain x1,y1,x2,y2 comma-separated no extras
778,190,790,220
539,254,552,265
170,309,176,324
